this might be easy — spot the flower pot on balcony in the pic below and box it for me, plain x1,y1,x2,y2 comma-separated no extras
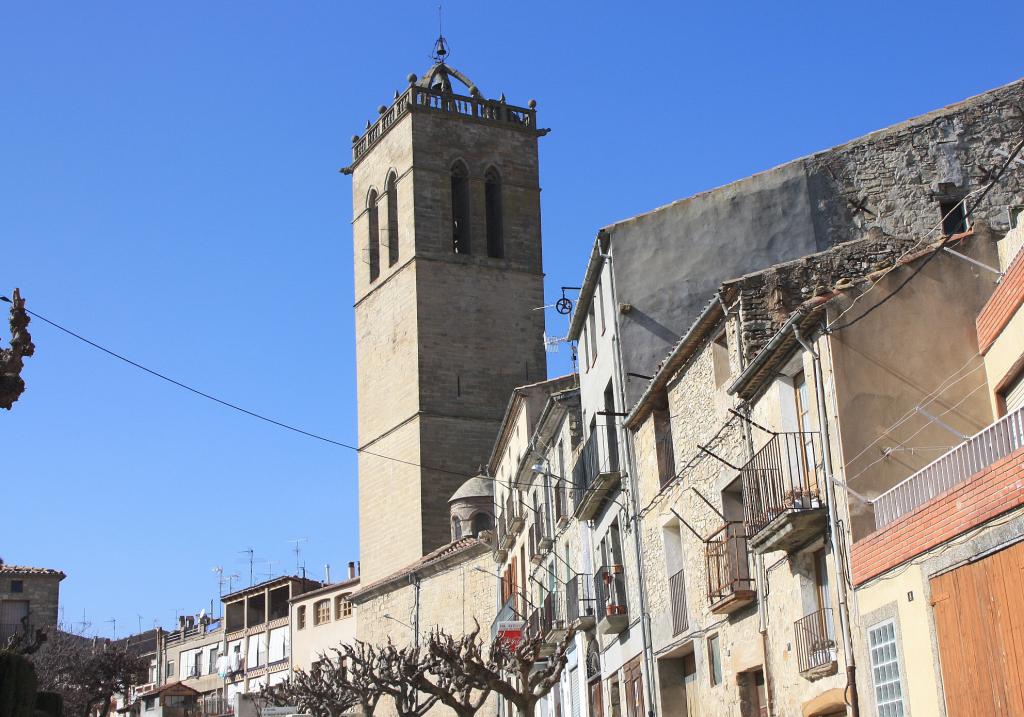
610,564,624,575
606,604,626,616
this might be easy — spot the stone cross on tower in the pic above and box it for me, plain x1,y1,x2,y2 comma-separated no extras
343,45,547,582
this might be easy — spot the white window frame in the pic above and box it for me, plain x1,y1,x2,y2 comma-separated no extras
868,619,906,717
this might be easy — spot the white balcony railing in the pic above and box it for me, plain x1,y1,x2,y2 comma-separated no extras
873,405,1024,530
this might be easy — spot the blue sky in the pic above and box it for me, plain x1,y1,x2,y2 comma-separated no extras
3,1,1021,638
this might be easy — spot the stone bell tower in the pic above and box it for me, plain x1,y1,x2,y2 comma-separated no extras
343,37,547,582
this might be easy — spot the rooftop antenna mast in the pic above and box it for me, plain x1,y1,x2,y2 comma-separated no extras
137,615,144,634
259,560,278,581
105,617,116,640
287,538,308,574
239,548,255,586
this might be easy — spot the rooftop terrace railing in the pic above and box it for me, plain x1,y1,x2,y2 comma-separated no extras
873,405,1024,530
352,86,537,163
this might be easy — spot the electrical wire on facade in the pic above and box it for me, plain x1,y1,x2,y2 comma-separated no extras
840,353,985,470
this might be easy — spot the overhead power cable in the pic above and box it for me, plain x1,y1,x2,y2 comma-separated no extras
5,299,626,503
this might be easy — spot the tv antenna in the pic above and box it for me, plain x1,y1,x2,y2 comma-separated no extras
288,538,308,574
239,548,255,586
259,560,278,581
105,617,117,640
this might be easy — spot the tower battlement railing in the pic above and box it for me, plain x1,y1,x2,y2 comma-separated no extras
350,85,537,165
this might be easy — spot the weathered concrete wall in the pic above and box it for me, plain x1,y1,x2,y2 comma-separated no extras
605,79,1024,408
611,161,820,406
290,584,358,672
828,232,999,538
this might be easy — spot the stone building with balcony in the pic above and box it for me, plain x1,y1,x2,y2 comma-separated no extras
625,210,1003,716
489,377,610,717
0,561,64,646
220,576,320,699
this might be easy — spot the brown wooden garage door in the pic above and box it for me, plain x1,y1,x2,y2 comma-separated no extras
930,540,1024,716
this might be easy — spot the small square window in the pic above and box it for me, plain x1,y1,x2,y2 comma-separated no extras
940,199,969,236
10,580,24,593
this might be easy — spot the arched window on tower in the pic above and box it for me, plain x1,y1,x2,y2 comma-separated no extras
471,512,493,536
485,167,503,258
451,161,470,254
385,172,399,266
367,189,380,282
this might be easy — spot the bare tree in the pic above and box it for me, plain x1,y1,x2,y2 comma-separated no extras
0,288,35,410
265,642,383,717
376,642,439,716
418,629,492,717
428,622,574,717
31,630,148,717
264,657,356,717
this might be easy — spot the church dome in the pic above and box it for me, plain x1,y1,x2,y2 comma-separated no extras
449,473,494,503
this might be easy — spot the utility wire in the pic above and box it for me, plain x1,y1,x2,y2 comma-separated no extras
6,299,626,502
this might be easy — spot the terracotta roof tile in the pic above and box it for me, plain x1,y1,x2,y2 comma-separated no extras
0,564,65,578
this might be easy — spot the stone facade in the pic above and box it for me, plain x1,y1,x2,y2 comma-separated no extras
0,563,64,643
349,67,547,584
350,537,498,717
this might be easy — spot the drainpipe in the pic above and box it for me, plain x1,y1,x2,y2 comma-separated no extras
603,246,657,717
409,574,421,648
728,293,775,717
793,325,859,717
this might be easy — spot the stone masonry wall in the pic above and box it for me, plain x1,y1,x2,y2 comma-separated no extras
355,548,498,717
0,573,61,630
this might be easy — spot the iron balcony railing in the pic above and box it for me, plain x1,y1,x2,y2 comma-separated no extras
594,565,628,619
572,431,621,510
742,431,825,536
542,591,567,636
794,608,837,674
705,522,755,605
566,574,596,624
668,569,688,636
527,605,542,638
873,404,1024,530
496,513,507,549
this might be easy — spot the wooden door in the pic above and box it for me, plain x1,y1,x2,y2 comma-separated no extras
589,680,604,717
624,656,644,717
682,653,699,717
930,540,1024,716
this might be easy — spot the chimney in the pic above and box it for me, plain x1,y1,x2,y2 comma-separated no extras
347,561,356,580
324,564,331,583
